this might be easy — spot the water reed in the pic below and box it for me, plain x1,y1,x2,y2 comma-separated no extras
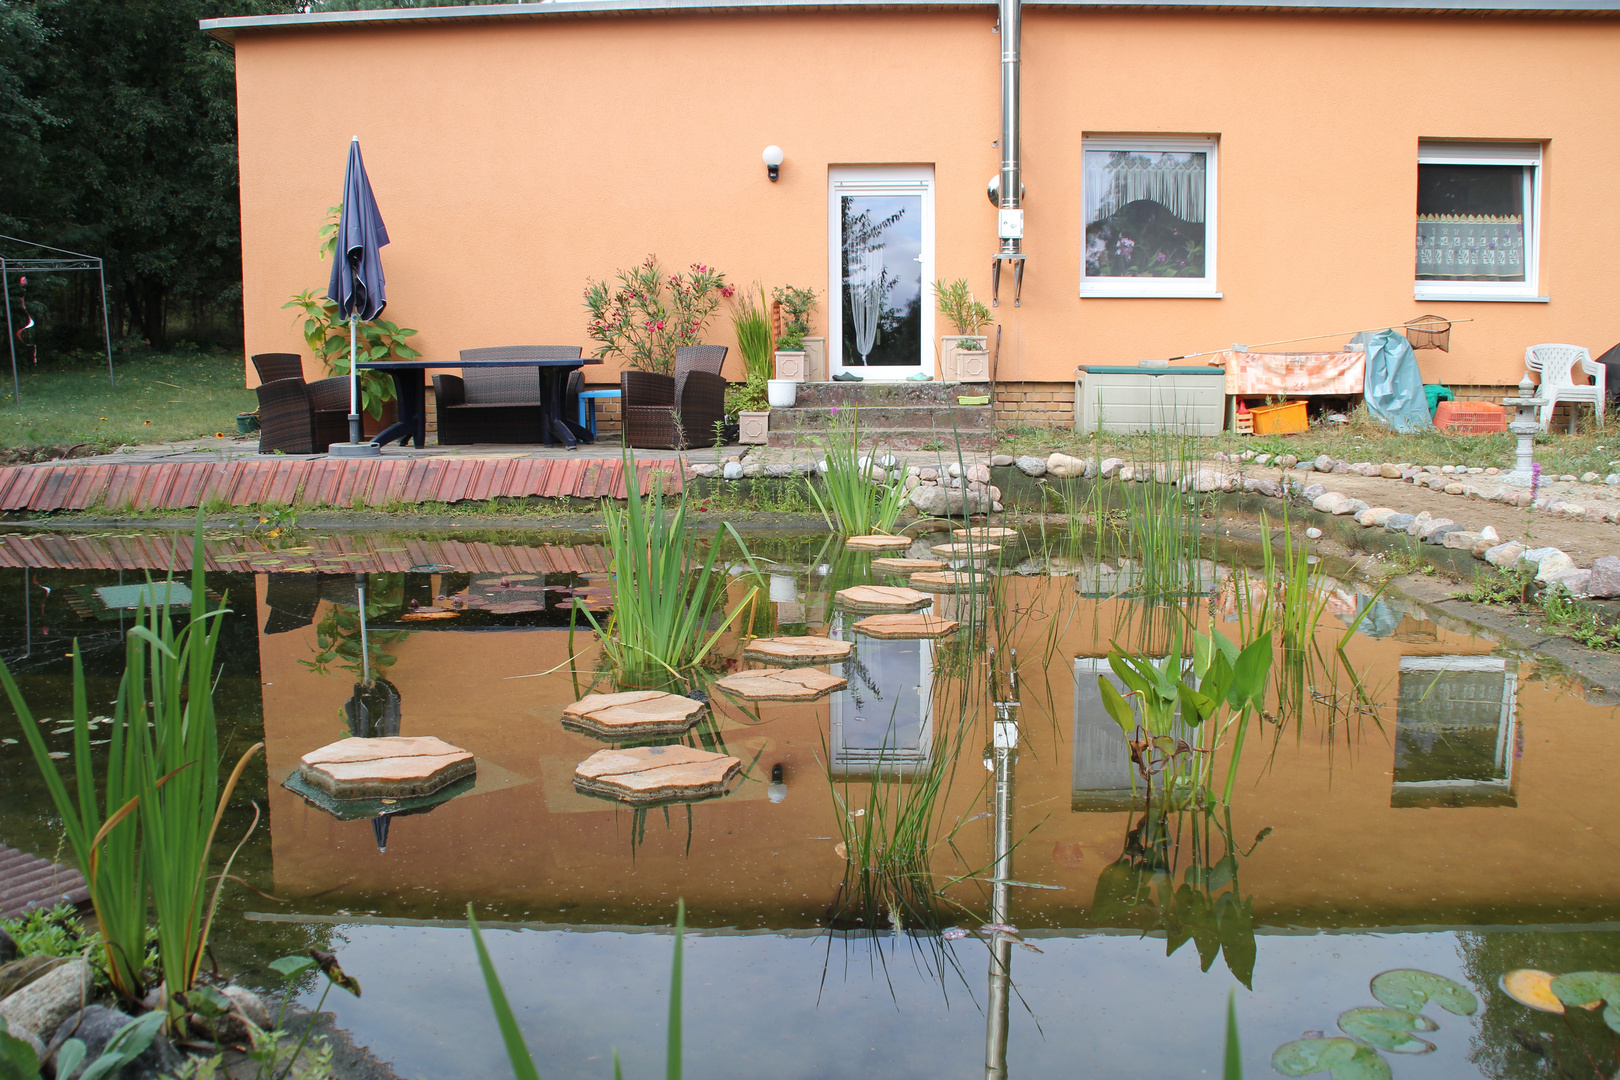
0,520,262,1009
584,453,759,685
807,409,907,536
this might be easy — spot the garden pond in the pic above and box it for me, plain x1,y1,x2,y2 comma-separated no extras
0,524,1617,1080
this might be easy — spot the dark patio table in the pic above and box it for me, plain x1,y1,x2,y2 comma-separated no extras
356,356,599,449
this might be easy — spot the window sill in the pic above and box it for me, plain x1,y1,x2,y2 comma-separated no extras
1080,289,1223,300
1413,289,1548,303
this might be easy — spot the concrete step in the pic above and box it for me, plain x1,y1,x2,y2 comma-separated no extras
791,381,981,408
767,405,993,433
765,428,995,450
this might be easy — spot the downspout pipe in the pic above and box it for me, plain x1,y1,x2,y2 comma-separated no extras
991,0,1025,307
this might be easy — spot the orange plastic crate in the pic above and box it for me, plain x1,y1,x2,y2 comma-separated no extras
1249,400,1308,436
1433,400,1507,434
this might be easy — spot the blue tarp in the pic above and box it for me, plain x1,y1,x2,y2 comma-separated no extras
1357,329,1431,432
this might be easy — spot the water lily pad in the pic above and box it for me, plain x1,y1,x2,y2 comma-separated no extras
1369,969,1478,1016
1549,972,1620,1032
1337,1008,1438,1053
1499,970,1564,1014
1272,1038,1390,1080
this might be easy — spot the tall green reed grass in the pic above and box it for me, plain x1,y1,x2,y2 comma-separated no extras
0,521,262,1007
808,409,906,536
471,899,686,1080
584,454,759,686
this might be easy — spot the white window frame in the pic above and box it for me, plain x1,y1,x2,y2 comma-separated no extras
1414,141,1543,302
1079,136,1219,299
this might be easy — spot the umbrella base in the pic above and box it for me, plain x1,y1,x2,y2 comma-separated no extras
328,442,382,458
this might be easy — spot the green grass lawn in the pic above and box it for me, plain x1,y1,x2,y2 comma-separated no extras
0,347,256,455
998,404,1620,479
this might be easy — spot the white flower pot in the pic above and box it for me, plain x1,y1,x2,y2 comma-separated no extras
766,379,798,408
738,410,769,444
941,336,990,382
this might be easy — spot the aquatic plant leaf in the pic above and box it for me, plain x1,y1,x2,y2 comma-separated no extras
1499,970,1564,1014
1272,1038,1390,1080
269,955,316,980
1097,677,1136,735
1178,681,1217,726
1549,971,1620,1031
1230,634,1274,711
1225,992,1244,1080
1337,1008,1438,1053
1216,893,1256,990
1090,861,1144,923
1369,969,1478,1016
1192,630,1214,679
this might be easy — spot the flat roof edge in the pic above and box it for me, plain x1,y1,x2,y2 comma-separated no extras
200,0,1620,41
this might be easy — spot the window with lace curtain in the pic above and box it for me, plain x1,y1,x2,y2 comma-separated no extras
1081,136,1218,298
1415,141,1542,301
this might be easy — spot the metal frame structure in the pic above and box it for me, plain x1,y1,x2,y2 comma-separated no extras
0,234,116,405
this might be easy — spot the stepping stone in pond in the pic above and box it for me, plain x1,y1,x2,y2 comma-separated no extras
573,745,742,805
844,534,913,551
743,636,853,666
833,585,932,613
953,527,1019,541
910,570,990,593
930,542,1002,558
853,613,960,640
299,736,476,800
870,557,946,574
715,667,847,701
561,690,707,738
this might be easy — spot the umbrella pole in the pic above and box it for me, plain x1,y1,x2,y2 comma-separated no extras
349,313,362,446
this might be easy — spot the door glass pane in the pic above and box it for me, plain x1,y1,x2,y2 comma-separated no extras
840,194,922,369
1083,150,1208,279
1415,164,1527,282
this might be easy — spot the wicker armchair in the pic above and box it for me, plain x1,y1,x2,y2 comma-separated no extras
433,346,584,444
251,353,307,384
622,368,728,449
255,377,349,454
674,345,728,377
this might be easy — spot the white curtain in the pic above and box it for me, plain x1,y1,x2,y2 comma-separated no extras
849,247,884,363
1084,151,1206,226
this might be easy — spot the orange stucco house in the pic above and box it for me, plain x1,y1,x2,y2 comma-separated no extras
203,0,1620,430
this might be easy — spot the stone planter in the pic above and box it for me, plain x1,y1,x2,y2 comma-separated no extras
738,410,770,444
775,350,808,382
940,336,990,382
802,337,827,382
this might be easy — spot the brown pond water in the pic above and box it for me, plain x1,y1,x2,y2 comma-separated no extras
0,526,1617,1080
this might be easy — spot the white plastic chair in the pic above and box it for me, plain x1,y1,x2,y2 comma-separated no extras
1525,343,1606,432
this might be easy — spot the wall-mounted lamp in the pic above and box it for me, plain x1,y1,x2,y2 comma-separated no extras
762,145,784,182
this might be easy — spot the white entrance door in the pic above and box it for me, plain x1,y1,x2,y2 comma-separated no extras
828,166,935,380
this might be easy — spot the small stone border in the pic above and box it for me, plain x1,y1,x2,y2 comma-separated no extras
1010,451,1619,599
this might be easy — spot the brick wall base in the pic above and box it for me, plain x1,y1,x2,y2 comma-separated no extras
993,382,1075,427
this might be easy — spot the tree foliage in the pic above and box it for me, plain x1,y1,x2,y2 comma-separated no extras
0,0,296,350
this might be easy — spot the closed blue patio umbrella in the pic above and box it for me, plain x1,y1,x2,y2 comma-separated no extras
327,137,389,454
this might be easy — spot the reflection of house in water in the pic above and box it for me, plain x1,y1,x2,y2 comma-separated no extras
1393,656,1518,808
829,620,934,778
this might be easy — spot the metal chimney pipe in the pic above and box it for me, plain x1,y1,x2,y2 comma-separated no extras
991,0,1025,307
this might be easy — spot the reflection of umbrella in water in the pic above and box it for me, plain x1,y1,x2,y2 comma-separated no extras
349,572,408,851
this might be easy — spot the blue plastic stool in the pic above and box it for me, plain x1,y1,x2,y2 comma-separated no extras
577,389,621,436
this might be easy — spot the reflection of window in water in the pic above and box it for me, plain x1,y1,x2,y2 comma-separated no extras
1393,656,1517,808
1071,656,1195,810
829,625,933,778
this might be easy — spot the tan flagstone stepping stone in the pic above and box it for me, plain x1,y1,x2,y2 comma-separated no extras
910,570,990,593
844,534,913,551
852,613,960,640
561,690,707,738
870,557,946,574
834,585,931,612
300,736,476,800
715,667,846,701
953,527,1019,541
742,636,853,665
930,542,1001,558
573,745,742,804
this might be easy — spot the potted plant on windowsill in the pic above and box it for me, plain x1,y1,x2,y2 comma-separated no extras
933,278,992,383
771,284,820,382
